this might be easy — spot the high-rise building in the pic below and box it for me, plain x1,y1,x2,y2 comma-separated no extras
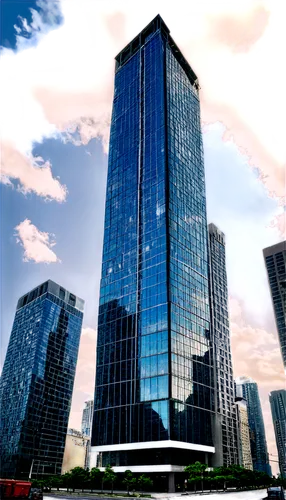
236,377,272,476
62,429,89,473
91,15,216,491
81,400,94,437
269,389,286,477
235,385,253,470
0,280,84,478
263,241,286,369
208,223,238,466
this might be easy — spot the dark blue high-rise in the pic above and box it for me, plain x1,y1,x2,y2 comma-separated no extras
0,280,84,478
263,241,286,370
91,15,215,490
236,377,272,476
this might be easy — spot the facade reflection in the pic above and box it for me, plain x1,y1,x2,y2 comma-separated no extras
0,281,84,478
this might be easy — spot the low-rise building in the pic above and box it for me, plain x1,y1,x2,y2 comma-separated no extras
62,429,89,473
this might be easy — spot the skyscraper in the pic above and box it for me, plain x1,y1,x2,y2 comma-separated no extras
0,280,84,478
91,15,215,491
236,377,271,476
82,400,94,437
208,224,238,466
269,389,286,477
235,385,253,471
263,241,286,369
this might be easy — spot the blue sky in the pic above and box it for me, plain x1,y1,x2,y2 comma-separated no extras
0,0,65,58
1,0,285,474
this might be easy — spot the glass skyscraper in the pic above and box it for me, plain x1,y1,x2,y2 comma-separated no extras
269,389,286,477
0,280,84,478
236,377,271,476
208,224,238,466
263,241,286,369
91,15,215,490
81,400,94,437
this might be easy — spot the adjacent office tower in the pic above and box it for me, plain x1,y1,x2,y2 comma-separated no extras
269,390,286,477
263,241,286,369
236,377,271,476
235,384,253,470
82,400,94,437
208,223,238,466
0,280,84,478
91,15,215,490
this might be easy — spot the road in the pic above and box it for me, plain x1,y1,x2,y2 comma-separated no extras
45,490,267,500
219,490,267,500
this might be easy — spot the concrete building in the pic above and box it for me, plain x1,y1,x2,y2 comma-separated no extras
235,398,253,470
62,429,89,473
208,223,238,467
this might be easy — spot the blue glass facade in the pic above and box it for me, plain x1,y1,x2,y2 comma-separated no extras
92,16,215,471
237,378,271,476
208,224,238,466
269,389,286,477
0,280,84,478
263,241,286,369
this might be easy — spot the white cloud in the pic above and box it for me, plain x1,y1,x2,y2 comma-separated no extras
22,19,31,32
15,218,60,263
2,143,67,201
1,0,285,203
1,47,14,57
31,9,43,31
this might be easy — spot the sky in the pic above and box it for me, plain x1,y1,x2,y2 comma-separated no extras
1,0,285,476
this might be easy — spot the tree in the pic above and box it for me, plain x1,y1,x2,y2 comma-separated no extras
90,467,102,491
123,470,136,495
61,472,72,492
64,467,89,491
185,462,207,478
103,464,116,494
137,475,153,494
49,476,63,491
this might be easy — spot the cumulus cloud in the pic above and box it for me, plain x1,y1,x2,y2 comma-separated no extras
0,0,285,206
229,296,285,475
68,327,97,429
2,143,67,201
15,218,60,263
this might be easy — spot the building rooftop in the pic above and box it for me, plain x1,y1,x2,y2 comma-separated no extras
115,14,199,87
16,279,84,312
263,240,286,258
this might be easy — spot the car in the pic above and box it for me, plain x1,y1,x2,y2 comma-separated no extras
28,488,43,500
267,486,285,499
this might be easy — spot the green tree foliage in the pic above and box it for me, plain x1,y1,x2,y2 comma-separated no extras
137,475,153,493
49,476,63,490
61,471,72,491
90,467,102,490
185,461,207,476
103,464,117,494
185,461,275,492
123,470,137,495
70,467,89,491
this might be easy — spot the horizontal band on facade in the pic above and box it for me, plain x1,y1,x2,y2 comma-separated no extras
100,465,185,473
91,440,215,453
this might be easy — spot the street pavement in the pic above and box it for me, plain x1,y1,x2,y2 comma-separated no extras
45,490,267,500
